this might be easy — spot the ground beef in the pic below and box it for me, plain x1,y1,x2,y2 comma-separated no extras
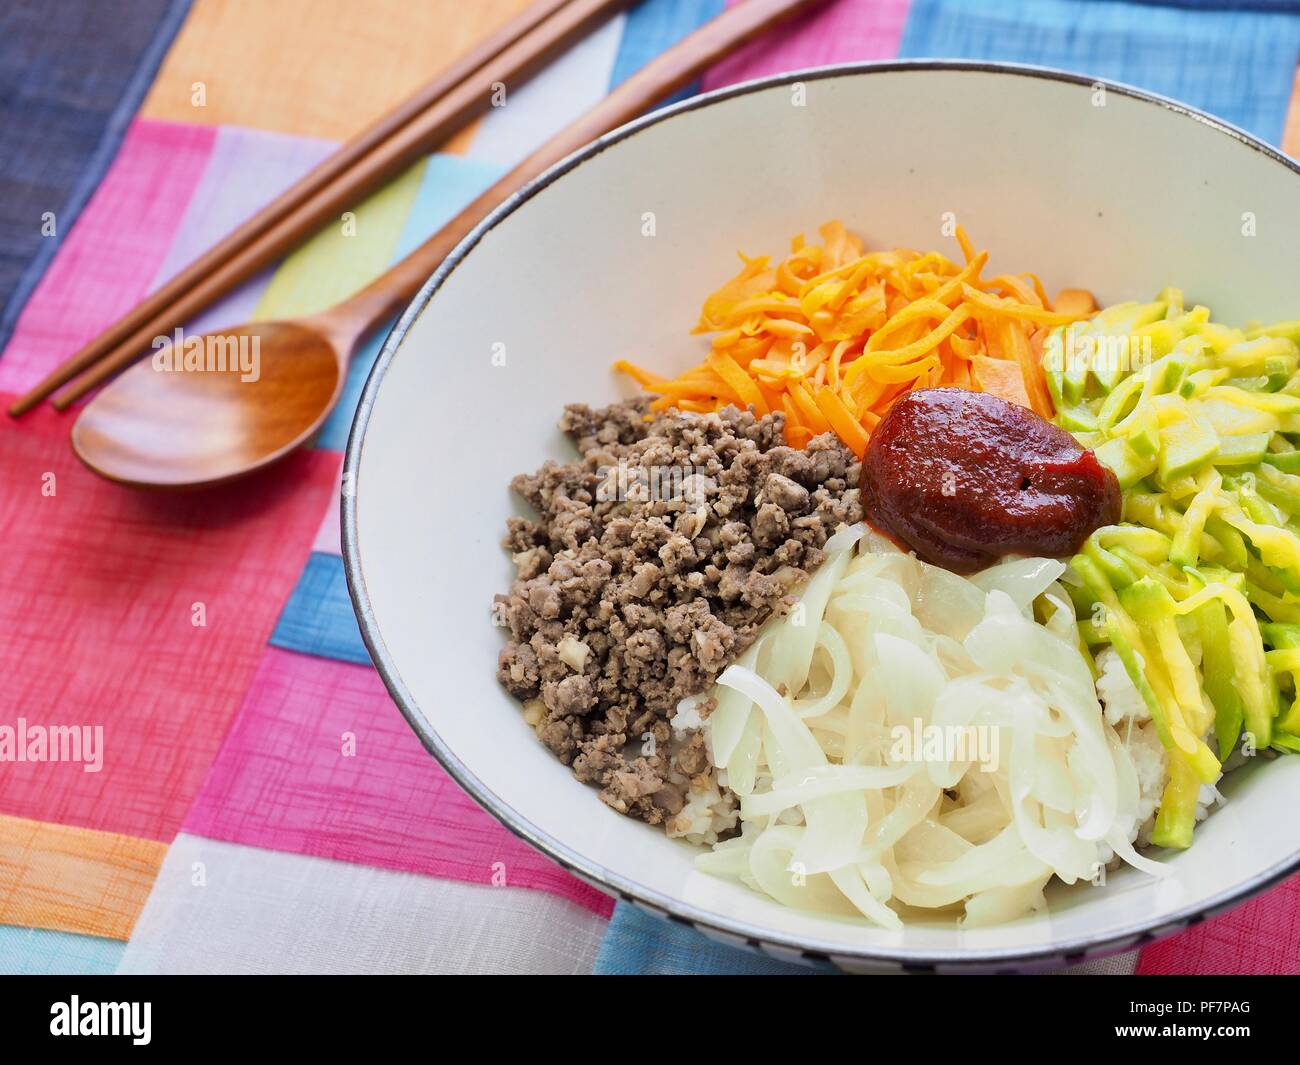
494,399,862,825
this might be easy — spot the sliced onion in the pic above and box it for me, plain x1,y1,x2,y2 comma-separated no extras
696,526,1162,929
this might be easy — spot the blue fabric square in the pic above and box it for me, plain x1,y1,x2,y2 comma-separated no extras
899,0,1300,144
594,903,835,975
609,0,725,107
0,926,125,975
270,552,371,666
0,0,191,355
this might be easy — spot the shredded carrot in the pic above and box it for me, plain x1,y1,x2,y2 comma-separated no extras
1054,288,1099,318
988,274,1042,306
1026,273,1051,309
780,392,803,431
866,354,941,384
613,359,672,390
1001,318,1054,418
850,305,972,377
971,354,1032,410
960,283,1083,326
947,331,981,360
814,386,869,458
615,221,1096,453
828,339,853,389
955,225,976,264
706,349,768,415
789,380,831,434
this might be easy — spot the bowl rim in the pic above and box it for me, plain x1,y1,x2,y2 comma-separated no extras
342,58,1300,970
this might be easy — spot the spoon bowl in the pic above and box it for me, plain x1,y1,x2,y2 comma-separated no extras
71,321,343,489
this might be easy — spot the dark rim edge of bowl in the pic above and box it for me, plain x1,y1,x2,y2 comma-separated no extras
341,58,1300,970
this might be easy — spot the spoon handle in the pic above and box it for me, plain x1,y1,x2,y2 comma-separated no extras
318,0,829,346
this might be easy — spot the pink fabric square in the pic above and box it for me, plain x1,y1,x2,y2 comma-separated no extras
0,399,340,841
184,646,615,916
310,464,343,555
1137,874,1300,974
702,0,909,91
0,119,216,395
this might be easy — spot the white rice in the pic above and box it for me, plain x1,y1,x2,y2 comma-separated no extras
664,766,738,845
1095,647,1149,725
665,699,739,845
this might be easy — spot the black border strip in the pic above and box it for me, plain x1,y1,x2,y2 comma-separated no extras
341,59,1300,971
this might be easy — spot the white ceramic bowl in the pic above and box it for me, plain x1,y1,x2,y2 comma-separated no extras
343,61,1300,972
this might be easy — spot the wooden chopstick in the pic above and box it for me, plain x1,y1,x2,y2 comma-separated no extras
50,0,830,410
8,0,632,417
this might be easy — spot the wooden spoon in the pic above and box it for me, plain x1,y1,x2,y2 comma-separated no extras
69,0,827,489
72,252,437,488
